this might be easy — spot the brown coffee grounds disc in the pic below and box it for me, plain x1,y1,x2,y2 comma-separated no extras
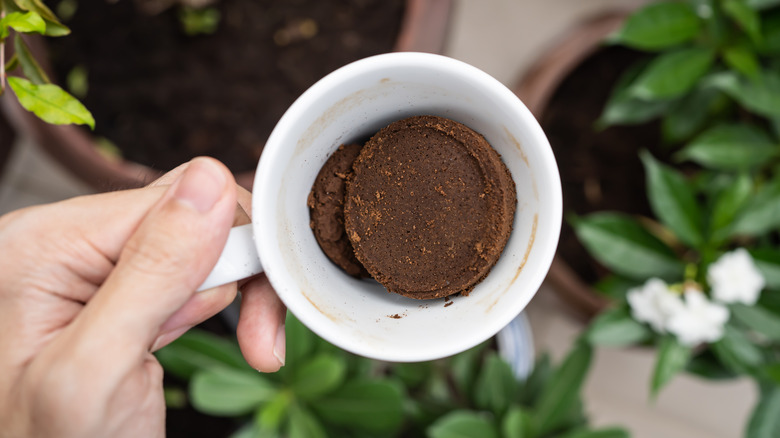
308,144,369,277
344,115,516,299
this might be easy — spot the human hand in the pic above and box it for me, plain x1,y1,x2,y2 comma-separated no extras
0,158,286,438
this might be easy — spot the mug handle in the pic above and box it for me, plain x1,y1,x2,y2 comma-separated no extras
197,224,264,291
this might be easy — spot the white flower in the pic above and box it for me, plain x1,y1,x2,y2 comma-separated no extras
666,288,730,346
627,278,684,333
707,248,766,305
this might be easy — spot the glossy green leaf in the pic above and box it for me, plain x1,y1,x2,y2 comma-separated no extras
559,428,632,438
723,45,760,78
8,76,93,128
585,307,653,347
712,324,765,375
730,177,780,237
311,379,404,433
190,367,277,416
641,151,704,247
677,124,778,171
14,34,49,85
724,0,762,42
474,352,517,415
709,173,752,244
256,392,290,433
287,404,327,438
12,0,70,36
731,304,780,341
610,2,701,50
708,71,780,119
751,248,780,290
155,329,250,380
535,341,593,435
501,405,533,438
0,11,44,38
572,213,684,281
289,354,346,401
428,411,498,438
629,48,714,99
651,336,692,397
661,86,719,143
747,386,780,438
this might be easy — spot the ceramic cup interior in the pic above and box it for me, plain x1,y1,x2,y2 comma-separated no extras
253,53,561,362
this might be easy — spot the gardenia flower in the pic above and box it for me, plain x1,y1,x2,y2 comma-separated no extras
666,288,729,346
627,278,684,333
707,248,766,305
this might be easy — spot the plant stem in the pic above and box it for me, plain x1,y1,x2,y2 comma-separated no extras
0,3,5,96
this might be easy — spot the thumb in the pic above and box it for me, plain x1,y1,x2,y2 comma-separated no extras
73,157,237,357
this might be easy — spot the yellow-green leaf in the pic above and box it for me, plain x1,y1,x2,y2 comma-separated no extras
7,76,94,128
0,11,45,38
14,34,49,84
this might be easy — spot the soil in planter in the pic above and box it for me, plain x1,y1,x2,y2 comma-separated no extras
48,0,404,174
540,46,666,285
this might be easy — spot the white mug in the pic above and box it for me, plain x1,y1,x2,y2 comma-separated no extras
200,52,562,362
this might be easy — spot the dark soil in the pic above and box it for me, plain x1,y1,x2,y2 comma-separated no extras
48,0,404,174
539,47,663,284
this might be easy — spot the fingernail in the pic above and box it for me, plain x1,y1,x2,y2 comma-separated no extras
273,324,286,367
173,158,226,213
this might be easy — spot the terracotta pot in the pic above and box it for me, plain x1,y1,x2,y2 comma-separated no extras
514,12,632,321
1,0,453,192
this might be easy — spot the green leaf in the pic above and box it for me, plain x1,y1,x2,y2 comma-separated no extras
712,324,765,375
760,10,780,54
597,58,672,128
518,353,552,406
686,350,739,380
746,386,780,438
190,367,277,416
450,341,489,398
572,213,684,281
535,341,593,435
708,71,780,118
427,411,498,438
285,312,314,371
391,361,431,389
629,47,715,99
724,0,762,42
289,354,346,401
287,404,327,438
256,392,290,433
651,336,692,397
641,150,704,247
7,76,93,128
163,386,187,409
730,177,780,237
661,86,720,143
751,248,780,290
155,329,250,380
610,1,701,50
501,405,533,438
585,307,653,347
677,124,778,171
709,173,752,244
311,379,404,433
593,276,641,301
12,0,70,36
559,428,631,438
731,304,780,341
14,34,50,85
473,352,517,415
0,11,45,38
723,45,760,78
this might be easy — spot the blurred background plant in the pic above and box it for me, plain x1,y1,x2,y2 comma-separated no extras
157,313,630,438
568,1,780,436
0,0,93,128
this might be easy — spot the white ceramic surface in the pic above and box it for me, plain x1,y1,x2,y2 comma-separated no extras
215,52,561,362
